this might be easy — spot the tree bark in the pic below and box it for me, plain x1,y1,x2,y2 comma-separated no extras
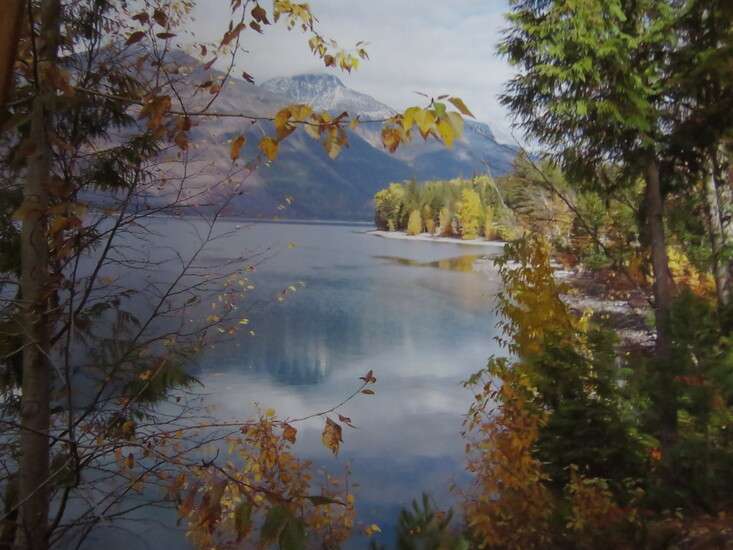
0,0,24,107
18,1,61,548
704,165,729,307
714,145,733,299
644,157,677,442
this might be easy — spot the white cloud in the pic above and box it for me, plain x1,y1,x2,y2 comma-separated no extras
189,0,518,143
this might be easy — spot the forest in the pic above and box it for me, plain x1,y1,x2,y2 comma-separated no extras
1,0,732,549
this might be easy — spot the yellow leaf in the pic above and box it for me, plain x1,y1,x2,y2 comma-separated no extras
448,96,475,118
447,112,464,139
230,135,246,161
304,117,321,140
259,137,279,161
402,106,421,131
413,109,436,135
274,107,295,139
289,104,313,121
437,118,456,148
265,408,276,418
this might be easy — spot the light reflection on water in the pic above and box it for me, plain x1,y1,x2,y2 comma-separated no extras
87,220,505,549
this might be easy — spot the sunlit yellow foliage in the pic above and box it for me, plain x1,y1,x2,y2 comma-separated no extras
463,359,553,549
457,189,482,240
667,246,715,297
423,205,435,234
495,235,581,357
483,206,495,240
180,412,355,549
438,207,452,236
383,99,472,152
461,236,640,548
374,184,405,231
407,209,423,236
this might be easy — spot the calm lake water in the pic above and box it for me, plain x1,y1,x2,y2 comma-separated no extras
87,218,505,549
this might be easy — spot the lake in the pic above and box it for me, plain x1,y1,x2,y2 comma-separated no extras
86,218,505,549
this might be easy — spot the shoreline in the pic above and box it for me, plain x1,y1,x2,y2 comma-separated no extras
369,230,506,248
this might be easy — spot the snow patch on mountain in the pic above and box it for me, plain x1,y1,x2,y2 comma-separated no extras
261,74,396,119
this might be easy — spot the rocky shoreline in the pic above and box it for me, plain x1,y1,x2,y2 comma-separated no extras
369,230,655,351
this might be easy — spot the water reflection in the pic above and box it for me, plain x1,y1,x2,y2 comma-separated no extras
194,222,503,546
90,219,504,549
373,254,482,272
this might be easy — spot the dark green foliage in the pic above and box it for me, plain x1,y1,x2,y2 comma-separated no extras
635,290,733,509
395,494,467,550
530,328,647,490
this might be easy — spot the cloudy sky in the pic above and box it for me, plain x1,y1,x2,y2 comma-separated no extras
190,1,517,144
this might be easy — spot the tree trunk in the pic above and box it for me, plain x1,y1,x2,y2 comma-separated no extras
0,475,18,550
714,145,733,299
18,1,61,548
704,165,729,307
644,157,677,442
0,0,24,107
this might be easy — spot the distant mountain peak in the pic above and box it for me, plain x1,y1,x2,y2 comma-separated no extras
291,73,345,87
261,72,395,119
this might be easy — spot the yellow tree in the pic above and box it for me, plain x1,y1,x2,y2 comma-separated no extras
407,209,423,235
457,188,482,240
438,207,452,236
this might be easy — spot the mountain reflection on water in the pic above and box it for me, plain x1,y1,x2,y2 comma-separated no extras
87,219,505,549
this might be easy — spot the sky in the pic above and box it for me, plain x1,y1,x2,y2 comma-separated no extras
189,0,517,144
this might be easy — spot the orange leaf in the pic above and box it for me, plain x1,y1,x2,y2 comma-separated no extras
282,423,297,444
259,137,279,161
321,417,342,455
230,135,246,160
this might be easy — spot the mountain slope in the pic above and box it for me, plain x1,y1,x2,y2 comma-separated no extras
250,74,518,218
122,57,518,220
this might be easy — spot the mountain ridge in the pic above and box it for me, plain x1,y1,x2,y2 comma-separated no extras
129,58,518,220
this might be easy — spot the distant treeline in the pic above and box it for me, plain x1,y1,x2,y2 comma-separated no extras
374,154,641,269
373,175,519,240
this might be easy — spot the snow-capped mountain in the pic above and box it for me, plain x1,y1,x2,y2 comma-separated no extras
261,74,396,120
260,73,518,182
124,57,518,219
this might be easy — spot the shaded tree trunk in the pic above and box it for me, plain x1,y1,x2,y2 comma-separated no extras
0,0,24,107
18,1,61,548
644,157,677,442
0,475,18,550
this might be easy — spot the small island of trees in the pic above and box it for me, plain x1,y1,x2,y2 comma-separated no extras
373,175,516,240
